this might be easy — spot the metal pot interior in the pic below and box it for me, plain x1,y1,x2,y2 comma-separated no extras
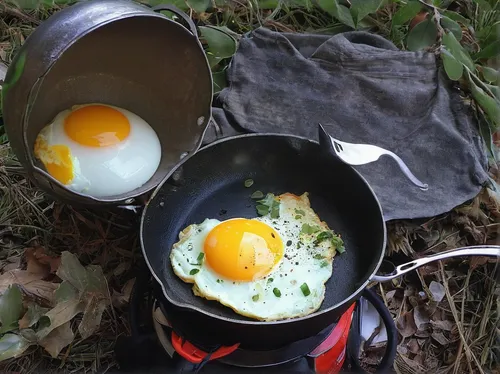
22,15,212,204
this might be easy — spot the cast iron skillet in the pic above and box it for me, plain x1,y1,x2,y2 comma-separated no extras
141,132,387,349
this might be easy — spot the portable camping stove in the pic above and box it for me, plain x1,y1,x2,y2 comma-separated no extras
114,266,396,374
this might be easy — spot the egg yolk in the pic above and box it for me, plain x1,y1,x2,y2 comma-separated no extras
204,219,284,281
64,105,130,147
34,137,74,185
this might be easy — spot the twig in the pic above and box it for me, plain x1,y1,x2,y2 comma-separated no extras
439,263,485,374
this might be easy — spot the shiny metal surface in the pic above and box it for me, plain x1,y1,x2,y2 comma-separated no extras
371,245,500,282
318,124,428,190
2,0,212,206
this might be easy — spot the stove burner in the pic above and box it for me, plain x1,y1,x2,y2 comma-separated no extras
118,265,397,374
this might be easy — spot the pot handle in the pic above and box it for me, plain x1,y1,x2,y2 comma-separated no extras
371,245,500,282
152,5,198,37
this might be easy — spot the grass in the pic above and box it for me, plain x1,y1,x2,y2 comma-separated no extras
0,0,499,373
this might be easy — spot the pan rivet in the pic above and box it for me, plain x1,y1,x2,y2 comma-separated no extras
197,116,205,126
124,198,134,204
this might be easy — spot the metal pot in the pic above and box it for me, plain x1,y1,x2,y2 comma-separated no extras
2,0,212,206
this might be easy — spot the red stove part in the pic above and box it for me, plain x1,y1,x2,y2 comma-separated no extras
308,303,356,374
171,331,240,364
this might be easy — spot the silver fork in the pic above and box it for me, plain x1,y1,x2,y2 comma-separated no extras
318,124,428,191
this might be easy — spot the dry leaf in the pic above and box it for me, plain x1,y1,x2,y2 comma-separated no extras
18,303,49,329
429,281,445,303
36,299,84,340
430,319,454,331
431,331,450,345
413,306,430,330
0,270,58,305
39,321,74,358
396,311,417,338
407,339,420,354
112,278,135,308
25,248,50,278
2,256,21,272
78,297,107,339
113,262,130,277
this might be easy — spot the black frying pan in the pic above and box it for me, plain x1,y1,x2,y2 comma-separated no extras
140,129,499,349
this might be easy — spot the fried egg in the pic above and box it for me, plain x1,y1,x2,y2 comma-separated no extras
33,103,161,198
170,192,345,321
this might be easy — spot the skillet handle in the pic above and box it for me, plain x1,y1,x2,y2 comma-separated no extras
371,245,500,283
152,5,198,37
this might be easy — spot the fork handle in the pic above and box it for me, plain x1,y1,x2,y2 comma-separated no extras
383,150,428,191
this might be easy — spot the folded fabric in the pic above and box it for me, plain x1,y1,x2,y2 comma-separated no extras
208,27,489,221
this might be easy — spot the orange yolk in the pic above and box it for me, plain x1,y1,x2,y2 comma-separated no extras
64,105,130,147
34,137,74,185
203,219,284,281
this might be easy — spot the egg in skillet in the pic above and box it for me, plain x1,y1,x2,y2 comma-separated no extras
170,192,345,321
33,103,161,198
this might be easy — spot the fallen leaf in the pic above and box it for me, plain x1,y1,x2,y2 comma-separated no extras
431,331,450,345
413,305,430,330
39,321,74,358
429,281,445,303
385,290,396,301
469,256,491,269
431,319,455,331
407,339,420,354
0,285,23,333
36,299,84,340
78,297,107,339
396,311,417,338
54,281,79,303
18,303,49,329
0,270,57,305
85,265,108,295
25,248,50,278
56,252,88,292
0,334,31,362
112,278,135,308
2,256,21,272
113,262,130,277
18,328,38,343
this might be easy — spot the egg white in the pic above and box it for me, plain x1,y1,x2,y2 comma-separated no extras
170,193,339,321
35,104,161,198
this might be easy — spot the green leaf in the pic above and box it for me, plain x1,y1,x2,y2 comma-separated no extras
315,231,334,244
252,294,259,302
197,252,205,262
313,254,325,259
475,40,500,61
478,114,496,161
350,0,384,26
391,1,422,27
440,16,462,40
442,10,470,26
479,66,499,84
318,0,355,29
0,285,23,334
442,32,475,72
320,261,328,268
467,72,500,130
272,288,281,297
199,26,237,59
300,283,311,296
407,18,437,51
212,70,227,93
270,202,280,219
244,179,254,188
0,334,31,362
441,49,464,81
251,190,264,199
256,204,270,216
186,0,210,13
486,84,500,101
18,303,49,329
301,223,320,235
189,269,200,275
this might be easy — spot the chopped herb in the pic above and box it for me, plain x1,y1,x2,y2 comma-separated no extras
252,294,259,302
267,277,274,283
300,283,311,296
320,261,328,268
286,240,292,246
273,288,281,297
315,231,334,244
197,252,205,262
256,204,270,216
297,241,303,248
313,254,325,260
244,179,254,188
189,269,199,275
216,279,224,283
295,215,301,219
301,223,320,235
251,190,264,199
337,245,346,254
270,202,280,219
295,209,305,215
331,236,346,253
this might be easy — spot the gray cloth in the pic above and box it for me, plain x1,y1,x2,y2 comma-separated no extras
207,27,489,221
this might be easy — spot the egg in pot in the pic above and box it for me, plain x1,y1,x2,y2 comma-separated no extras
33,103,161,198
170,192,345,321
